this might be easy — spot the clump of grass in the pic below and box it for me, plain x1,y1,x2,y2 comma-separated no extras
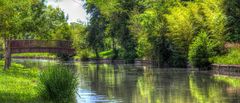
39,65,78,102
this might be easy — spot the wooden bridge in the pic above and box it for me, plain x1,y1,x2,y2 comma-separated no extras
4,40,75,69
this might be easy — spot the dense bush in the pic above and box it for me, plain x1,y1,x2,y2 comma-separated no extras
39,65,78,102
188,32,223,69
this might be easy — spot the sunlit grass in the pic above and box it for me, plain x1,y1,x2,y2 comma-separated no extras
0,61,48,103
211,48,240,65
12,53,56,58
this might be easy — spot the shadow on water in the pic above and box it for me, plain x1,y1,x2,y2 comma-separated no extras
13,59,240,103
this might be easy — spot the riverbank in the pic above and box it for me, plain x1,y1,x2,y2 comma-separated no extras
12,57,154,65
11,57,240,78
10,48,240,65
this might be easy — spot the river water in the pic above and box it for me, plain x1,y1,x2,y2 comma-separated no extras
14,59,240,103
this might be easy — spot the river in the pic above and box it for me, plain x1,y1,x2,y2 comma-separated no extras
14,59,240,103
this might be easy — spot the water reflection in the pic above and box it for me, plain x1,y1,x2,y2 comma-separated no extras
76,63,240,103
14,59,240,103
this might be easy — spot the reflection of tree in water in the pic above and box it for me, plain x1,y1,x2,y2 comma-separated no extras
134,68,158,103
76,63,137,101
133,68,196,103
76,64,240,103
189,73,240,103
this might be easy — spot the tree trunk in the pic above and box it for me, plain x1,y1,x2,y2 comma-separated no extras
4,40,11,70
95,48,99,59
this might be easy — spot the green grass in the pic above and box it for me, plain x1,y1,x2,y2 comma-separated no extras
12,53,56,58
211,48,240,65
0,61,48,103
213,75,240,88
73,50,114,59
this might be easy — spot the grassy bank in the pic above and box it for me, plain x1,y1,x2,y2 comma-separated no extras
0,61,78,103
212,48,240,65
12,53,56,58
0,61,47,103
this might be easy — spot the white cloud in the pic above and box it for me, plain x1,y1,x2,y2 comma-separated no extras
46,0,89,23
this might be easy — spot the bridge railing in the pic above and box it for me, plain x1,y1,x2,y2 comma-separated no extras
9,40,73,49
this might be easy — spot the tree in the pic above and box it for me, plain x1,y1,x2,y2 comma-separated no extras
85,3,107,58
0,0,71,40
224,0,240,42
109,0,138,62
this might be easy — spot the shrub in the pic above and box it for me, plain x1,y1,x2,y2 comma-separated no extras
39,65,78,102
188,32,223,69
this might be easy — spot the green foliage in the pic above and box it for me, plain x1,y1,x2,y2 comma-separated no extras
224,0,240,42
85,0,138,61
84,0,230,66
30,4,71,40
165,4,194,67
85,3,107,58
165,0,226,67
39,65,78,102
0,0,71,40
108,0,138,61
188,32,222,69
70,22,94,60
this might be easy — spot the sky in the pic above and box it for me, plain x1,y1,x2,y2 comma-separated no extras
46,0,89,23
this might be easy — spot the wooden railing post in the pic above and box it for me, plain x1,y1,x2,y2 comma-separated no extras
4,40,11,69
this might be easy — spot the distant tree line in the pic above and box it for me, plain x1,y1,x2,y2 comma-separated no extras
84,0,240,68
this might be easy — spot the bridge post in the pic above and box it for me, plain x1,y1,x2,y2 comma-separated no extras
4,40,11,70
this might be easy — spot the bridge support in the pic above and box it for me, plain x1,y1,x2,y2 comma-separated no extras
4,41,11,69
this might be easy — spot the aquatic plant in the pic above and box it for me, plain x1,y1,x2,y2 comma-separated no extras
39,65,78,102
